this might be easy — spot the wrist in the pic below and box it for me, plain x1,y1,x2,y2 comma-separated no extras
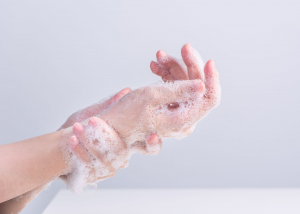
57,127,76,176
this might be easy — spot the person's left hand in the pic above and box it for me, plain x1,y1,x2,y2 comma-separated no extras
58,87,131,130
62,43,221,192
150,43,206,82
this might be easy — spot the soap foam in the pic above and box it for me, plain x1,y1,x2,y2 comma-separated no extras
61,52,221,193
62,79,210,193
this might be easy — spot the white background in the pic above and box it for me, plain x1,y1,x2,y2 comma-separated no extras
0,0,299,213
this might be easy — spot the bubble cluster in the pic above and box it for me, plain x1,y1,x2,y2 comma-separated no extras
61,59,221,193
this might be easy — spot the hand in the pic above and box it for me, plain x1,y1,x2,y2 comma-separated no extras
58,87,131,130
150,43,206,82
64,44,221,192
150,43,221,121
65,117,162,192
101,44,221,143
70,117,128,184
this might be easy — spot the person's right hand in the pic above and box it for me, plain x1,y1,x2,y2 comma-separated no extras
150,43,206,82
64,44,221,192
150,43,221,123
100,43,221,145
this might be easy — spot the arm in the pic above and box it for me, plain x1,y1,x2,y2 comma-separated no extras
0,88,131,213
0,43,221,212
0,184,48,214
0,129,71,203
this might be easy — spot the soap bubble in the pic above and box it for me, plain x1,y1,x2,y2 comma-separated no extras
83,183,97,194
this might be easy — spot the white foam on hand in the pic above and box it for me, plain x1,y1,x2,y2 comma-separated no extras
61,47,221,193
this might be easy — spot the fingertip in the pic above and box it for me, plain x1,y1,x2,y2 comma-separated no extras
70,136,91,163
70,136,79,149
109,88,131,106
146,134,162,155
156,50,167,59
73,123,84,136
147,134,160,145
156,50,170,64
119,87,131,96
181,44,194,68
207,59,214,67
88,117,100,127
210,59,216,68
181,43,192,50
204,59,217,78
120,160,129,168
150,61,157,72
150,61,160,74
181,43,192,56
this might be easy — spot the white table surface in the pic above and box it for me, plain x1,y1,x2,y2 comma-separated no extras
43,188,300,214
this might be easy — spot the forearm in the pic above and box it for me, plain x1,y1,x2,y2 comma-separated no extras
0,183,49,214
0,129,72,203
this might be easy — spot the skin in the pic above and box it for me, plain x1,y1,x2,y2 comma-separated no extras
65,43,221,189
0,43,221,213
0,89,131,214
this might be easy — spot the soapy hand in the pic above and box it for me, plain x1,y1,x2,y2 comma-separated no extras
64,44,221,192
101,43,221,144
150,43,206,82
59,87,132,130
150,43,221,116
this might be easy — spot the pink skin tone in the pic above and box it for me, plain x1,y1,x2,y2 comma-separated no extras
0,90,133,214
0,43,221,213
67,43,221,185
59,87,132,130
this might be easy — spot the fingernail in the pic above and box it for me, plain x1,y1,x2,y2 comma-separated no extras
88,117,98,127
158,50,167,57
70,136,79,148
147,134,159,145
73,123,84,136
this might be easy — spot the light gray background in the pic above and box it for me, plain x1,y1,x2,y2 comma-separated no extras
0,0,299,213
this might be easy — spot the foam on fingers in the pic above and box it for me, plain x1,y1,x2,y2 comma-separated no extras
70,136,91,164
181,43,205,81
73,123,84,137
61,48,220,194
150,60,174,81
203,59,221,108
150,61,166,77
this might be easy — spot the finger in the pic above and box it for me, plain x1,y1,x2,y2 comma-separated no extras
203,59,221,108
106,88,131,107
150,61,167,77
119,160,129,168
73,123,85,137
96,171,117,181
88,117,127,157
81,117,127,163
150,61,174,82
81,88,131,120
88,116,101,127
130,134,162,155
81,117,107,162
146,133,161,145
70,136,91,163
181,43,205,81
156,50,188,80
146,134,162,155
